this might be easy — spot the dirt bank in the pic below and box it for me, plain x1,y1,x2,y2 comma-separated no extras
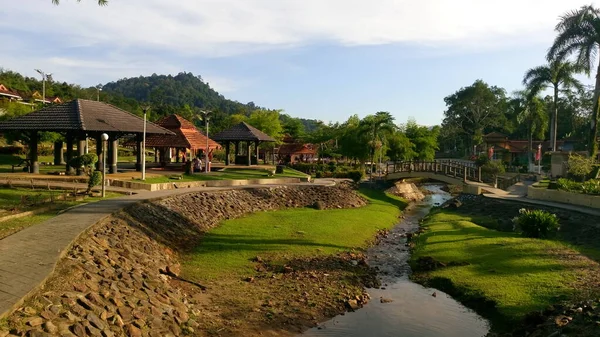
1,184,382,337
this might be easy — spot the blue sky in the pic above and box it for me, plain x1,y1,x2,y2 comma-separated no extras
0,0,597,126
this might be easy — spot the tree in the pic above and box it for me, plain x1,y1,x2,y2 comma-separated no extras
280,115,305,140
522,60,582,151
386,131,416,162
548,5,600,157
403,119,440,161
247,109,283,141
359,112,396,180
443,80,507,155
511,90,548,168
52,0,108,5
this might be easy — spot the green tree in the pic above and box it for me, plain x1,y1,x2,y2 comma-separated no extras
511,90,548,167
386,131,416,161
359,112,396,180
442,80,507,155
403,119,439,161
280,115,305,140
522,60,582,151
247,109,283,141
548,5,600,157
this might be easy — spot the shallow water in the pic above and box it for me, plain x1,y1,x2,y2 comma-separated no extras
302,185,490,337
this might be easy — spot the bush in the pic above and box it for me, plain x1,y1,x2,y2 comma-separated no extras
513,209,560,238
482,161,505,179
0,146,25,155
344,170,364,183
475,155,490,167
556,178,600,195
567,154,594,181
88,171,103,192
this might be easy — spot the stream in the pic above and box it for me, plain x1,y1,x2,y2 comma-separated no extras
302,184,490,337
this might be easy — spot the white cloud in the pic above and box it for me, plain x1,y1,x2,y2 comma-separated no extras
1,0,595,57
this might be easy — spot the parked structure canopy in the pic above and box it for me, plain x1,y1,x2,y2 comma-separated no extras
212,122,276,165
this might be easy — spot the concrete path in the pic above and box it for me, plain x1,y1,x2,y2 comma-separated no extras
3,178,136,194
0,180,335,318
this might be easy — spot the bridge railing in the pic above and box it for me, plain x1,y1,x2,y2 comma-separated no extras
386,160,481,183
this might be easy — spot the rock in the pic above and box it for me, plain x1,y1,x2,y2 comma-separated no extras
87,313,106,330
26,317,44,327
71,323,86,337
42,321,57,334
126,324,142,337
345,299,360,311
245,277,255,283
380,297,393,303
312,201,325,210
432,292,437,297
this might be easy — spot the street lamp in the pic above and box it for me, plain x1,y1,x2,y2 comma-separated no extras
101,133,109,198
200,110,211,173
141,106,150,180
34,69,52,105
96,84,102,101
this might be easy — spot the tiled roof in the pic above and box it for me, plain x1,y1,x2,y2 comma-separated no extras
0,84,22,100
212,122,276,142
144,114,221,150
0,99,173,135
277,143,316,155
484,132,508,139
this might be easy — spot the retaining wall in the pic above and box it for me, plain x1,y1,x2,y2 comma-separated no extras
527,186,600,209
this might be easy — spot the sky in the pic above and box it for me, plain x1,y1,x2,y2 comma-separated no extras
0,0,597,126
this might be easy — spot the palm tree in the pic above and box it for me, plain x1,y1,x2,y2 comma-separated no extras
548,5,600,157
359,112,396,181
511,90,548,169
522,60,582,152
52,0,108,5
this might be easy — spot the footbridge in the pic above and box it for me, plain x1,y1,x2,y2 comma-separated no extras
385,160,482,186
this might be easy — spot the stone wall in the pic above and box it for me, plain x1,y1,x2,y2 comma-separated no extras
2,184,366,337
527,186,600,209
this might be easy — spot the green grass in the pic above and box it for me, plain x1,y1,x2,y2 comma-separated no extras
0,187,69,211
0,191,121,240
412,210,599,327
141,167,309,184
533,179,550,189
183,188,407,281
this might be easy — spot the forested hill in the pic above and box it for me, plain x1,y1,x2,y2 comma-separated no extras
102,72,256,116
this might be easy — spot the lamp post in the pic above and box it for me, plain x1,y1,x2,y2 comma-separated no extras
200,110,211,173
34,69,52,105
96,84,102,101
101,133,109,198
141,106,149,180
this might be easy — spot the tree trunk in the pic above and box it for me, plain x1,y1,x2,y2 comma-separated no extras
590,64,600,158
552,85,559,152
528,125,533,170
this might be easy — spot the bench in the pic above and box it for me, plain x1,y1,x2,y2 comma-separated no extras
12,158,31,173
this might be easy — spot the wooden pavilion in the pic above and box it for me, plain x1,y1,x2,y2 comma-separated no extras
0,99,173,174
212,122,275,166
144,114,221,164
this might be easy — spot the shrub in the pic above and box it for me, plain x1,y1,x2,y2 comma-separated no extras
345,170,364,183
567,154,594,181
475,155,490,167
556,178,600,195
327,161,337,173
482,161,505,179
88,171,103,192
513,209,559,238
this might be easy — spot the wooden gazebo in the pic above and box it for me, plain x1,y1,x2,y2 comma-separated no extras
144,114,221,163
0,99,173,174
212,122,275,166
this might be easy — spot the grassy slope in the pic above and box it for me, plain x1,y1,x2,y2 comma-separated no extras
142,167,308,184
0,191,121,240
183,188,406,281
412,211,600,327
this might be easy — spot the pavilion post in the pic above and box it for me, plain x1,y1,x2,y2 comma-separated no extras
225,141,230,166
176,148,180,163
66,133,74,174
96,134,104,171
165,147,172,163
53,141,63,165
108,139,118,174
135,133,143,172
154,148,158,163
255,141,260,165
246,141,252,166
77,135,86,175
29,131,39,174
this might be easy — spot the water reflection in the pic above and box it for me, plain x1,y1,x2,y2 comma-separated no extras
302,184,489,337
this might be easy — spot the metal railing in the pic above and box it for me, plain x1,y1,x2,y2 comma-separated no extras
385,160,481,183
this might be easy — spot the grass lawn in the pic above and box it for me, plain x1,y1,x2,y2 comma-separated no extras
141,167,309,184
183,188,406,281
411,210,600,329
533,179,550,189
0,191,121,240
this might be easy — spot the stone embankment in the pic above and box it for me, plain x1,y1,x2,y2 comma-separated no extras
1,184,366,337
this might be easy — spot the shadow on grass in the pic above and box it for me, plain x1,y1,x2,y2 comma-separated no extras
358,187,408,209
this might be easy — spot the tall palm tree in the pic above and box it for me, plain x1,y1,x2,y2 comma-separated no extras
548,5,600,157
511,90,548,169
52,0,108,5
359,112,396,181
522,60,582,152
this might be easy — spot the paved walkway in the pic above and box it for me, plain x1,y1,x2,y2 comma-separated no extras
0,180,335,318
3,178,137,194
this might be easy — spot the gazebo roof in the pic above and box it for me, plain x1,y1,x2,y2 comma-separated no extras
0,99,173,135
144,114,221,150
212,122,276,142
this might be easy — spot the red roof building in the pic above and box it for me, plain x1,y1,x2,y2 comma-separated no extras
0,84,22,101
144,114,221,152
